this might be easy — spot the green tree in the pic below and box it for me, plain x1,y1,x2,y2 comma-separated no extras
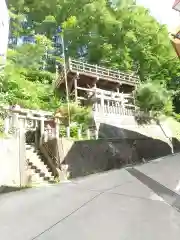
135,82,173,115
6,0,180,115
0,47,59,110
8,0,179,81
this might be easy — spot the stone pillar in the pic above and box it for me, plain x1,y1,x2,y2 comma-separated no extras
66,126,70,138
12,112,19,137
100,90,104,115
86,129,90,140
34,120,39,149
4,117,9,135
18,125,26,186
120,94,125,108
40,116,45,145
78,128,82,140
55,118,60,139
95,129,98,140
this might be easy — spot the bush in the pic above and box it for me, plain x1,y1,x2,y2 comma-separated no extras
172,113,180,122
59,123,81,139
23,70,55,84
55,103,92,128
135,82,173,115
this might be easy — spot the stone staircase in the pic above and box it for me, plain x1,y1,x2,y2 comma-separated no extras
26,144,56,186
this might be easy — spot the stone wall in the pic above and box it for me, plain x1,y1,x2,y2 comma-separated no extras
0,129,26,187
59,133,172,179
56,115,179,179
41,115,180,180
94,114,172,142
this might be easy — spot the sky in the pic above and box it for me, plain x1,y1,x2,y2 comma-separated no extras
136,0,180,30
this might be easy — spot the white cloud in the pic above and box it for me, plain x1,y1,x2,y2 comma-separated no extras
136,0,180,30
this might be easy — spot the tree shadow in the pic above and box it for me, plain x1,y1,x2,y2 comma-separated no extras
60,123,180,179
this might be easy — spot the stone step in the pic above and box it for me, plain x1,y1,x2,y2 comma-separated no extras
27,167,55,184
26,169,44,184
26,153,50,170
25,144,55,185
44,176,55,182
28,162,52,177
28,158,50,170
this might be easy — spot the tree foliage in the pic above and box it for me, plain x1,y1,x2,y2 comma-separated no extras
135,82,174,115
0,42,59,110
8,0,179,79
5,0,180,115
55,103,92,127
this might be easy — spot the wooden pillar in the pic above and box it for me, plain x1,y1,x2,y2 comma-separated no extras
94,83,98,112
74,74,78,103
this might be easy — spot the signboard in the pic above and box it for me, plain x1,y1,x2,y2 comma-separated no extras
0,0,9,65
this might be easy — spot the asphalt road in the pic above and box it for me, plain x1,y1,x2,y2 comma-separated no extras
1,154,180,240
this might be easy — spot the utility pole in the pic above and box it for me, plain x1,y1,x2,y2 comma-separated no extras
58,27,71,127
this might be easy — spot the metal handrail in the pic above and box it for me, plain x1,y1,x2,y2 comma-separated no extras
43,141,60,169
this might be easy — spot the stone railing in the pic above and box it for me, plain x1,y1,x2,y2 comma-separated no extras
93,104,135,116
93,103,151,118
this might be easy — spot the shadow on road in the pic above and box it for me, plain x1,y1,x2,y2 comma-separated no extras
127,167,180,212
0,186,25,194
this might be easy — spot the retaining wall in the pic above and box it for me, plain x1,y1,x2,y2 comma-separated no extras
0,138,20,186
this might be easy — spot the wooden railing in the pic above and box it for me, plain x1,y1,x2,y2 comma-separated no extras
69,58,139,85
76,86,134,105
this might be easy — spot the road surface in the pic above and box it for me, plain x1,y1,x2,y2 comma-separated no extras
1,154,180,239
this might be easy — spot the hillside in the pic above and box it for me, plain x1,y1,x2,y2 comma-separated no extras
0,0,179,132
